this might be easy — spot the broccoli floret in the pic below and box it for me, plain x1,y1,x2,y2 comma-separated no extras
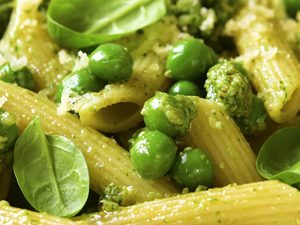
0,0,13,38
99,184,135,212
166,0,217,36
205,60,267,135
166,0,243,50
204,60,252,117
203,0,244,50
204,0,243,25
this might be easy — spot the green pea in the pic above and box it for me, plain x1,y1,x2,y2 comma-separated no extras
129,129,177,179
0,109,18,153
166,38,217,81
171,147,214,190
284,0,300,18
168,80,203,97
88,43,133,83
56,68,104,103
0,63,35,90
141,92,193,137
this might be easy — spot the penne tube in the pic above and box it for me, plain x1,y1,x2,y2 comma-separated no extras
226,1,300,123
70,18,184,133
0,0,71,91
0,201,88,225
81,180,300,225
0,81,179,204
183,98,262,186
73,52,167,133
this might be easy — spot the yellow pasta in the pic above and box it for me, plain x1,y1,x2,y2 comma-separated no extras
73,53,166,133
0,0,71,91
79,180,300,225
0,81,179,204
183,98,262,186
0,201,88,225
226,1,300,123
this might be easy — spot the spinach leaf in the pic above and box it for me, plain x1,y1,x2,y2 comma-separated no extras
13,118,89,217
47,0,166,49
256,127,300,185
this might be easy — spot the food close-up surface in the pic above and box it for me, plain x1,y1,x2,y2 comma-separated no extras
0,0,300,224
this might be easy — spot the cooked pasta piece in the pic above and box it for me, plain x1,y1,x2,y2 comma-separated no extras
0,81,179,204
226,1,300,123
72,53,164,133
183,98,262,186
0,201,87,225
68,18,185,133
0,0,71,91
80,180,300,225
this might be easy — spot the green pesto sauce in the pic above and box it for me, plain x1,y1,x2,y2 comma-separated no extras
101,183,136,209
101,200,119,212
171,95,198,133
205,61,253,118
142,92,198,135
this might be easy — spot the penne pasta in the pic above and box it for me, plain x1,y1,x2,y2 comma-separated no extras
0,201,88,225
73,52,166,133
80,180,300,225
182,98,262,186
0,81,179,204
0,0,71,91
226,1,300,123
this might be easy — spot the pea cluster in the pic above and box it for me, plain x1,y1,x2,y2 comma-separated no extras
56,43,133,102
166,37,218,97
130,92,214,190
128,38,219,190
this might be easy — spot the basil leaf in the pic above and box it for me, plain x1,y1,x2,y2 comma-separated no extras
13,118,89,217
47,0,166,49
256,127,300,185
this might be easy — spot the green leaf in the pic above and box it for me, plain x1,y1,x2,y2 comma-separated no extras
256,127,300,185
13,118,89,217
47,0,166,49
